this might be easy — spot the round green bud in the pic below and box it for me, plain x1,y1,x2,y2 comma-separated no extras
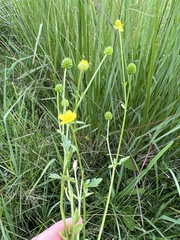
105,111,112,121
61,99,69,107
55,84,63,93
61,58,73,69
127,63,136,75
104,46,113,56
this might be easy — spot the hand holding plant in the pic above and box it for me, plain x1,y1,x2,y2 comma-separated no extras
32,217,82,240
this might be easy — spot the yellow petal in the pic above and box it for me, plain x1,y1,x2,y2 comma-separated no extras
114,19,124,32
78,60,89,72
58,110,76,125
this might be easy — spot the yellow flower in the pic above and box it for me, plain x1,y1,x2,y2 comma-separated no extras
58,110,77,125
78,60,89,72
114,19,124,32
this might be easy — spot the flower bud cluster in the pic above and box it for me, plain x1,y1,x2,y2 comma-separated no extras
61,58,73,69
105,111,112,121
55,84,63,93
127,63,136,75
104,46,113,56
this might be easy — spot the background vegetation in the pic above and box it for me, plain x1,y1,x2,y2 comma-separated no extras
0,0,179,239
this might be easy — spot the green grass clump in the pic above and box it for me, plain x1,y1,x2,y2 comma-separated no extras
0,0,179,239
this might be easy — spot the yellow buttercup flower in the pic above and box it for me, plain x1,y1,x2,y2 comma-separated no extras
114,19,124,32
78,60,89,72
58,110,77,125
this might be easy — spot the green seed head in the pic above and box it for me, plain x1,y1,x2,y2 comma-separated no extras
127,63,136,75
55,84,63,93
61,99,69,107
105,111,112,121
104,46,113,56
61,58,73,69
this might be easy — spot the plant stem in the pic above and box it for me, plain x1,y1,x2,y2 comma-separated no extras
62,68,67,104
97,97,128,240
107,120,113,164
119,32,126,101
76,55,107,110
60,178,67,236
59,68,69,237
71,126,86,239
75,71,83,113
82,171,86,240
97,30,129,240
62,69,67,136
57,91,61,131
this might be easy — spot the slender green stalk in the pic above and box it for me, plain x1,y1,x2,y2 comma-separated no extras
57,91,61,130
107,120,113,164
61,68,67,138
82,171,86,240
97,97,129,240
62,68,67,113
60,178,67,236
59,135,68,238
3,66,7,112
119,32,126,101
97,159,116,240
71,126,86,239
76,55,107,110
67,168,75,238
97,30,128,240
58,67,70,238
75,71,83,113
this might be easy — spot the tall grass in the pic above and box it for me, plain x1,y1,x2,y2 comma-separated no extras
0,0,180,239
1,0,179,134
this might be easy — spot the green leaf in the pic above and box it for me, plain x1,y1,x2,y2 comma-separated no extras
119,157,139,171
71,144,77,153
87,178,102,188
168,168,180,197
119,156,130,165
49,173,61,179
120,141,174,197
121,158,134,171
30,158,56,193
73,208,81,225
75,123,91,132
62,135,71,152
122,207,135,231
57,129,61,134
157,215,180,225
60,209,83,240
84,178,102,198
123,188,145,196
85,192,94,198
73,223,83,235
